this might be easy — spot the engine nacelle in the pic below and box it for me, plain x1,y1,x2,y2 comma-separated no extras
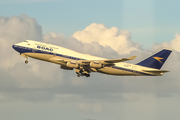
67,61,79,68
60,65,73,70
90,61,103,68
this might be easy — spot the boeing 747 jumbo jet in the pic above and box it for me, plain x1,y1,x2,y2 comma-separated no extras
13,40,172,77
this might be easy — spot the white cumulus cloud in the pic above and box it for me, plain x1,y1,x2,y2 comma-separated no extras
73,23,141,55
1,14,180,106
0,14,42,69
170,33,180,52
79,103,102,113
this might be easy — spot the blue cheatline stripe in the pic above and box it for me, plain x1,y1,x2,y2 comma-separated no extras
13,45,156,76
112,66,156,76
12,45,85,60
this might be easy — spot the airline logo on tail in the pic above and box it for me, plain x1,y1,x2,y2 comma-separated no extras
136,49,172,69
153,57,164,63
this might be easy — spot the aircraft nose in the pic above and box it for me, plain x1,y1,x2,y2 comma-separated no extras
12,44,16,50
12,44,20,53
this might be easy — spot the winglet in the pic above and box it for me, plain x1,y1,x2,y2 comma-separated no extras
127,56,136,60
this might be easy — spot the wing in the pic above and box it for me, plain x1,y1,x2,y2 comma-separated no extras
103,56,136,64
49,56,136,65
75,56,136,64
49,56,136,73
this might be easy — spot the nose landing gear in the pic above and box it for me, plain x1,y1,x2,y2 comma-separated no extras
25,60,28,64
25,56,28,64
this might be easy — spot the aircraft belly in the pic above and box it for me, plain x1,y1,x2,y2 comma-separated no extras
24,53,51,60
23,53,67,66
98,67,137,76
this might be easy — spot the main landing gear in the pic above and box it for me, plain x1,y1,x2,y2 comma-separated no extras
77,73,90,77
75,69,90,77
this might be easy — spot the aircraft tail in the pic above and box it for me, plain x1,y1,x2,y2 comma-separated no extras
136,49,172,69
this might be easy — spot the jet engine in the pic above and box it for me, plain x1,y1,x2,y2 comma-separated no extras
90,61,103,68
60,65,73,70
67,61,79,68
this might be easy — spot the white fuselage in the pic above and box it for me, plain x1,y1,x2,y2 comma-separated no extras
13,40,162,76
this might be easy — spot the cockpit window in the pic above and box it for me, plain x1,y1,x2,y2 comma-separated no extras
24,40,28,43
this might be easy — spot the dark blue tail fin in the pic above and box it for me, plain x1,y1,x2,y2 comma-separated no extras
136,49,172,69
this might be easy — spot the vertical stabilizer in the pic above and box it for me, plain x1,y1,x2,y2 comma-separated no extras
136,49,172,69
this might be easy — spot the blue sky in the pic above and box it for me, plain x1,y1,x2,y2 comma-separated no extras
1,0,180,48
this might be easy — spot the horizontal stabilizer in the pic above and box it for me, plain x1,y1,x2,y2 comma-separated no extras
142,70,169,74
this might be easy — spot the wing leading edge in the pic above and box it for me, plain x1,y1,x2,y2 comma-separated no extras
103,56,136,64
49,56,136,64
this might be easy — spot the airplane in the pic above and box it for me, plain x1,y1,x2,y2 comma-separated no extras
12,40,172,77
